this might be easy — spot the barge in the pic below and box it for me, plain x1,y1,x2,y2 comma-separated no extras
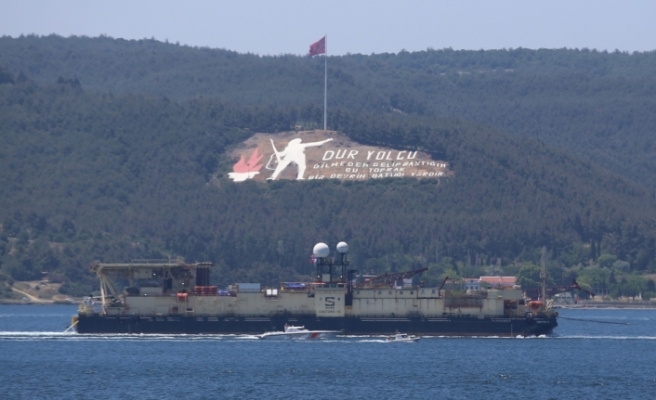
74,242,557,336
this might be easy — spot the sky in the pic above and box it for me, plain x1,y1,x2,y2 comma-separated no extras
1,0,655,56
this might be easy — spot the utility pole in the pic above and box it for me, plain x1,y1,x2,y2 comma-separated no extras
323,34,327,131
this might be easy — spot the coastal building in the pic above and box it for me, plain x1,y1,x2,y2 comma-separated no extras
463,279,481,291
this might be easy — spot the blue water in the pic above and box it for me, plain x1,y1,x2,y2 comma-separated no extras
1,306,655,399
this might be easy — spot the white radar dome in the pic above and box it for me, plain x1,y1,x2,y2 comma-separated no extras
313,243,330,258
336,241,349,254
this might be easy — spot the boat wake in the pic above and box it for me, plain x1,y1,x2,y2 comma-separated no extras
3,331,655,342
0,331,242,341
0,331,75,337
553,335,656,340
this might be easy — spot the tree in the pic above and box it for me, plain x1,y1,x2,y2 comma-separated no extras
621,275,647,300
597,254,617,269
0,65,14,85
577,268,609,295
516,263,542,292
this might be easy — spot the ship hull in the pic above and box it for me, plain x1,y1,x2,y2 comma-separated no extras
76,314,557,337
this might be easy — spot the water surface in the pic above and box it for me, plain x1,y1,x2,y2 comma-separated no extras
1,305,654,399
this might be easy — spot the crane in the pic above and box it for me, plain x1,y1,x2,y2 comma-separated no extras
525,279,595,300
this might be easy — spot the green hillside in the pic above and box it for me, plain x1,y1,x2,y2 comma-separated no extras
1,74,655,297
2,35,656,188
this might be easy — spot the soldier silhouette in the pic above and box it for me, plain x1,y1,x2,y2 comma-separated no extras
268,138,333,180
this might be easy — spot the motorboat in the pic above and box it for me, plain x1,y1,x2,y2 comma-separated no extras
259,324,340,340
386,332,420,342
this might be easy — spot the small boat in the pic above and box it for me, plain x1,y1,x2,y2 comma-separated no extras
386,332,420,342
259,324,340,340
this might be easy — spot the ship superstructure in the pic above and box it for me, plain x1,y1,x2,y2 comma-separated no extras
75,243,558,336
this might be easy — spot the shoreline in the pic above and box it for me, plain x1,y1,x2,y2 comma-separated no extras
0,300,79,305
1,285,80,305
555,303,656,309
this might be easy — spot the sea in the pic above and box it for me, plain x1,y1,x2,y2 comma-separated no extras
0,306,655,400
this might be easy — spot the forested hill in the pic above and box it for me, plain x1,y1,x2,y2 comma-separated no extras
1,76,655,296
2,35,656,188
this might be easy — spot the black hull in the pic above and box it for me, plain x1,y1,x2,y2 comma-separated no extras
76,314,557,337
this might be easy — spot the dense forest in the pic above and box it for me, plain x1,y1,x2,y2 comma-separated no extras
1,35,656,299
2,35,656,188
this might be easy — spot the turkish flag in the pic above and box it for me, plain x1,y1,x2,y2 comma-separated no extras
309,36,326,56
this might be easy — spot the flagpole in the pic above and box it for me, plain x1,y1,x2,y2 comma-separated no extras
324,34,327,131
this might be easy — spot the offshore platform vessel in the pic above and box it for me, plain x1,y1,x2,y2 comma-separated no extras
73,242,558,336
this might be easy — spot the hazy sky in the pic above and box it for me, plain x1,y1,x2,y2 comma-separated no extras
1,0,655,56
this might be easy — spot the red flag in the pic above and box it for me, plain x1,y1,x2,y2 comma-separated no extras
309,36,326,56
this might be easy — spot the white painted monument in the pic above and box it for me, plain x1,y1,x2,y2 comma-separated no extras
227,130,450,182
